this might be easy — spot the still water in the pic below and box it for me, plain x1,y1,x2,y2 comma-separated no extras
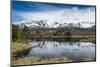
28,41,95,62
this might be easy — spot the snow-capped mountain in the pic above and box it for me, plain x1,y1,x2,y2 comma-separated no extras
13,19,95,28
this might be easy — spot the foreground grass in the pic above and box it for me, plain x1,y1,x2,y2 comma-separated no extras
12,56,94,66
12,42,31,54
12,56,72,65
83,56,95,61
12,42,32,61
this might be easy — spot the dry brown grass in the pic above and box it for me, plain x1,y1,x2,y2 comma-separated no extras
12,56,72,65
12,42,31,54
83,56,94,61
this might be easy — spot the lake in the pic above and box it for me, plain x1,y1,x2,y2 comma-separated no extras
28,41,96,62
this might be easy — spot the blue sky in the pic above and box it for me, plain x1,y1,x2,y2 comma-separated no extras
12,1,95,12
12,1,95,23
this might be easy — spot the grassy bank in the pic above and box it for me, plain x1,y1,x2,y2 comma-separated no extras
12,56,72,66
12,42,31,53
12,42,32,60
12,56,94,66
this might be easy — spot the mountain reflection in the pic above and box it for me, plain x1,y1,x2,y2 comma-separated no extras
31,41,85,48
28,41,95,62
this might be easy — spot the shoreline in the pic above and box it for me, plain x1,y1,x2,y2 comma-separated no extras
29,35,96,42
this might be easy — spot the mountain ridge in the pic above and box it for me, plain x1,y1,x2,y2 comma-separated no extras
13,19,95,29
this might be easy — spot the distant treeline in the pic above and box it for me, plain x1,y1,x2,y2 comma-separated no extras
12,24,95,42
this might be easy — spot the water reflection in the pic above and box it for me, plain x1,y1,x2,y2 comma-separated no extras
28,41,95,61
